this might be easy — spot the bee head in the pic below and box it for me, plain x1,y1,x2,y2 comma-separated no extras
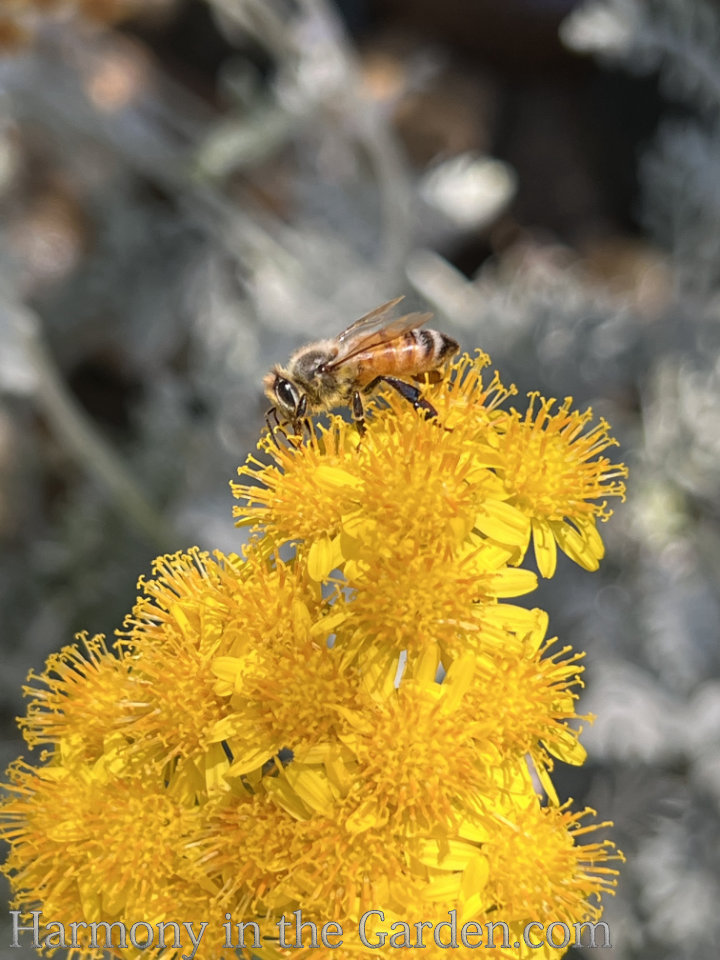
264,368,302,417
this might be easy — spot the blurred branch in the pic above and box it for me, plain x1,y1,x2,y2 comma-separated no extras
5,302,178,551
208,0,413,284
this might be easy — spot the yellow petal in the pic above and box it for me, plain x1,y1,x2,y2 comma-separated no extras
167,757,204,803
340,508,368,538
458,816,490,843
345,797,388,835
263,776,312,820
307,534,344,580
339,527,367,560
314,464,364,490
544,727,587,766
78,875,103,917
468,446,505,470
520,609,550,655
423,875,462,901
481,603,546,638
532,517,557,578
475,499,532,548
442,657,476,707
211,656,243,696
414,642,441,685
202,742,232,796
486,567,537,598
551,520,600,571
574,513,606,559
308,608,347,638
285,766,336,815
449,514,475,543
459,853,490,918
227,743,277,777
291,599,312,639
417,838,480,871
169,602,194,640
532,756,559,806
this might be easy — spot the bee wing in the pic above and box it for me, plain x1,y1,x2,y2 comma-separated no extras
330,297,433,366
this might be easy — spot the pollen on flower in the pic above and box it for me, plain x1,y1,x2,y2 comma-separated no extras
332,407,508,559
330,541,536,679
0,761,228,958
18,633,135,759
429,350,518,434
495,394,628,576
211,621,363,773
1,349,625,960
117,549,248,773
282,810,429,922
458,633,588,801
341,678,498,834
119,547,331,781
232,420,361,548
232,352,521,562
483,796,623,928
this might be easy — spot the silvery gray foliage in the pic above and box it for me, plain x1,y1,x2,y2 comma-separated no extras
642,123,720,296
2,0,720,957
0,4,363,725
555,2,720,958
564,0,720,295
562,0,720,108
411,4,720,956
0,0,505,740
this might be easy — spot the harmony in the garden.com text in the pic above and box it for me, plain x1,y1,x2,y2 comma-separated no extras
9,909,612,953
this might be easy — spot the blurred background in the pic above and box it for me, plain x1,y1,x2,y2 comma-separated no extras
1,1,719,957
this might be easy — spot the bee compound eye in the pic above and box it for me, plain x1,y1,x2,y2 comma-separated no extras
276,379,300,412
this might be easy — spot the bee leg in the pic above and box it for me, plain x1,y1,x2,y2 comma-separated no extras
351,390,366,436
266,407,298,450
292,395,313,443
265,407,283,449
379,376,437,419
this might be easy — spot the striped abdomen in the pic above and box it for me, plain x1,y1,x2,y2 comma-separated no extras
351,329,459,386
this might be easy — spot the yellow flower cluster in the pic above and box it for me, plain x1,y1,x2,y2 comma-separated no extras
1,353,626,959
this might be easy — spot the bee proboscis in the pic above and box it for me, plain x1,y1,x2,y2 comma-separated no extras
263,297,459,442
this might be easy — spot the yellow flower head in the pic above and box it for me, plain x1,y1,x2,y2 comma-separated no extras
1,350,625,959
0,760,228,960
118,548,254,777
334,669,499,836
496,393,628,576
18,633,135,762
483,794,623,929
233,356,625,577
457,620,590,802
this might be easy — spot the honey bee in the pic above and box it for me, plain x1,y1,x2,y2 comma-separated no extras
263,297,459,440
